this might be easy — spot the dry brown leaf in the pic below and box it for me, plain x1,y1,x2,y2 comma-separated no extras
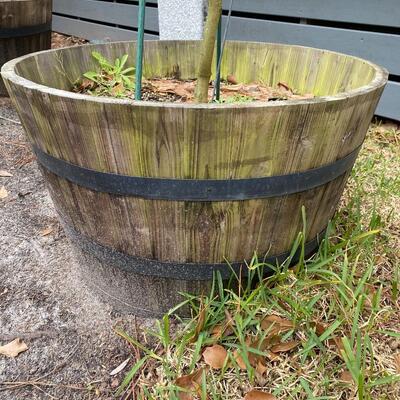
174,82,195,99
314,322,328,336
233,349,247,370
266,350,281,362
210,323,225,340
233,334,281,371
210,310,234,340
40,227,54,236
339,370,354,383
248,339,269,366
0,186,8,200
270,340,300,353
175,368,205,400
81,78,95,90
277,81,292,92
260,335,281,351
256,360,267,375
227,74,238,84
203,344,227,369
233,335,277,370
153,82,177,92
221,84,244,92
244,390,277,400
0,338,28,357
0,170,12,177
261,315,294,335
111,82,125,96
394,353,400,374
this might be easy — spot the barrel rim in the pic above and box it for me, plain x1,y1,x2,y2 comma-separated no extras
1,40,388,109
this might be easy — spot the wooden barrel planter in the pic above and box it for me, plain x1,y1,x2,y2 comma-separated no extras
0,0,52,96
2,41,387,316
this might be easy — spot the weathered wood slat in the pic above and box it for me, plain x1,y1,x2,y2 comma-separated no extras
53,0,159,32
223,16,400,76
52,15,159,41
223,0,400,28
0,0,52,96
376,81,400,121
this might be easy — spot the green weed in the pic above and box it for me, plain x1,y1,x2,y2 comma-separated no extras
74,51,135,97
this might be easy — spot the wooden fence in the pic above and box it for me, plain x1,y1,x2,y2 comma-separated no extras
53,0,400,120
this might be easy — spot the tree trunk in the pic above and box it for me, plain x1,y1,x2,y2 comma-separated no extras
194,0,222,103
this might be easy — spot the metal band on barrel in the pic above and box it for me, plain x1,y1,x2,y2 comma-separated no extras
0,21,52,38
63,221,326,280
33,144,360,201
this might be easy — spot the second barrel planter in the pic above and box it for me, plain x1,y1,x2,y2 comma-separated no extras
2,41,387,316
0,0,52,96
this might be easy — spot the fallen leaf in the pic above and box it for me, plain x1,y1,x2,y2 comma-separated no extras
265,350,280,362
339,370,354,383
0,186,8,199
110,357,130,376
270,340,300,353
0,338,28,357
80,78,96,91
210,309,234,340
261,315,294,335
227,74,238,84
244,390,277,400
210,323,225,340
394,353,400,374
277,81,292,92
259,335,281,351
221,84,244,92
40,227,54,236
203,344,228,369
256,360,267,375
111,82,125,96
233,349,247,370
175,368,205,400
314,322,328,336
0,170,12,177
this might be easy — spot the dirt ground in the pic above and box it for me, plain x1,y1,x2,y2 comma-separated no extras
0,97,153,399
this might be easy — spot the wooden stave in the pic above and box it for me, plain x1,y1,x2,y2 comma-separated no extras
0,0,52,95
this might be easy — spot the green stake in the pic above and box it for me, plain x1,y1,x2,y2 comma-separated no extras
215,17,222,101
135,0,146,100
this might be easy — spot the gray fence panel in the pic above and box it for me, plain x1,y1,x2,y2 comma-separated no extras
224,17,400,76
223,0,400,28
376,82,400,121
52,15,158,41
53,0,159,32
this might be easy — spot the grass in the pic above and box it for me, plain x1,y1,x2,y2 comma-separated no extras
114,121,400,400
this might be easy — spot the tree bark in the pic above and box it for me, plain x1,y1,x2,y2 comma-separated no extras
194,0,222,103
